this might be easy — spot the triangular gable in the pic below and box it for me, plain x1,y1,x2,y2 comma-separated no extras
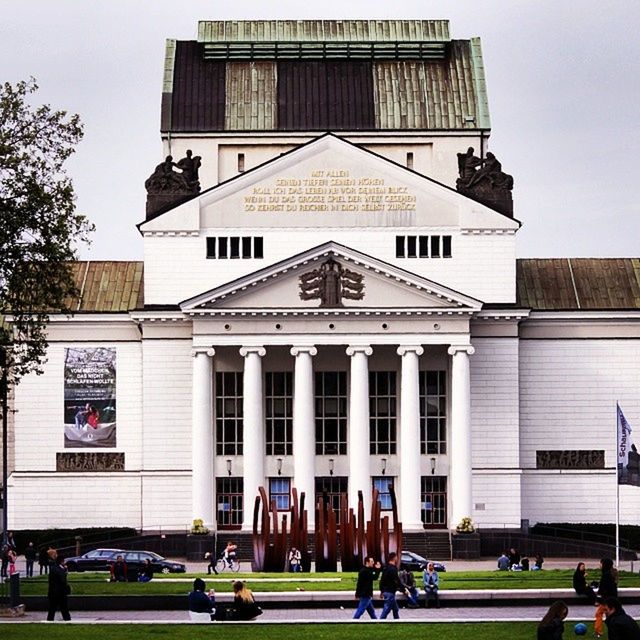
139,133,521,233
180,241,483,314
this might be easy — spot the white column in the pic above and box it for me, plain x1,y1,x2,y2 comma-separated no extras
346,345,373,519
191,347,215,529
291,346,317,529
448,344,475,528
240,346,266,530
397,345,424,529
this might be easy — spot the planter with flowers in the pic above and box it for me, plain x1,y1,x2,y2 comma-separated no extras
452,516,480,558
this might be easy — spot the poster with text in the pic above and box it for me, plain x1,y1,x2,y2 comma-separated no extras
64,347,116,448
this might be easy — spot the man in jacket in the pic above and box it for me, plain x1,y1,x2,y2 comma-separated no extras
353,556,381,619
47,550,71,621
379,552,407,620
604,598,640,640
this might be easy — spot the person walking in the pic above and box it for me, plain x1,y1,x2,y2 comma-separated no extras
353,556,381,619
47,551,71,621
24,542,37,578
595,557,618,638
379,552,406,620
603,597,640,640
423,561,440,608
204,551,218,575
537,600,568,640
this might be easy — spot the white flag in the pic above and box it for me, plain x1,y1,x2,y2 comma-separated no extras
617,404,640,487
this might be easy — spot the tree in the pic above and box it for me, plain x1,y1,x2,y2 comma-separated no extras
0,78,93,383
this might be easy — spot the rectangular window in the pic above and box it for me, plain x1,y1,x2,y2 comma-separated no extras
395,236,405,258
242,236,252,259
406,152,414,170
431,235,441,258
266,372,293,456
419,371,447,455
407,235,417,258
206,237,216,259
315,372,347,455
369,371,397,455
254,237,264,259
216,477,244,529
238,153,245,173
421,476,447,527
215,372,243,455
230,236,240,259
418,235,429,258
269,477,291,511
372,476,394,511
315,476,348,524
443,235,452,258
218,236,228,259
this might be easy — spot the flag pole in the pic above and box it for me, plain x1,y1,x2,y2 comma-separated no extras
615,402,620,567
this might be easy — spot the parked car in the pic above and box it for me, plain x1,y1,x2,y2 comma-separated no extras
400,550,446,573
65,548,125,572
65,548,186,574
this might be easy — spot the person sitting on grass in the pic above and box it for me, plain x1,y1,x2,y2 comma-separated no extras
138,558,153,583
110,555,128,582
497,551,510,571
537,600,568,640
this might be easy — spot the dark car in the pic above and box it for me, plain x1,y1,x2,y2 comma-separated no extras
65,548,125,572
66,548,185,574
400,551,446,573
119,550,185,574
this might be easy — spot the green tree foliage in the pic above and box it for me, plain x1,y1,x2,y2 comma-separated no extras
0,78,93,382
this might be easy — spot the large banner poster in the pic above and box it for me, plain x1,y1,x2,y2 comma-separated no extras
64,347,116,448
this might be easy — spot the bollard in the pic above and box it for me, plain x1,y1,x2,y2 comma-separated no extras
9,572,20,608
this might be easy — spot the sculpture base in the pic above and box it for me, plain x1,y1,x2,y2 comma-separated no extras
457,181,513,218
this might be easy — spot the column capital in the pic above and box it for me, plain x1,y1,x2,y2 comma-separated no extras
346,345,373,357
448,344,475,356
290,345,318,357
239,346,266,358
397,345,424,357
191,347,215,358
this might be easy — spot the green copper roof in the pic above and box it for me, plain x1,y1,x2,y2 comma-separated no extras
198,20,451,43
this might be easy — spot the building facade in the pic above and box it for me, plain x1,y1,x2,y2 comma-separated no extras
7,20,640,532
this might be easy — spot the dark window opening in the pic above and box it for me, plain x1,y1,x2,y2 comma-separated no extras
238,153,245,173
443,235,452,258
242,236,252,258
206,237,216,259
419,235,429,258
395,236,405,258
218,236,228,259
254,237,264,259
407,236,417,258
230,236,240,259
430,235,440,258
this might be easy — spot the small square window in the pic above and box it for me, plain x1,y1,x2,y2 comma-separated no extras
218,237,228,259
254,237,264,259
206,237,216,259
431,235,440,258
242,237,251,258
407,236,417,258
230,237,240,259
395,236,405,258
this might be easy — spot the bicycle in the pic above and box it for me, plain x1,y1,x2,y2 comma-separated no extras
215,556,241,573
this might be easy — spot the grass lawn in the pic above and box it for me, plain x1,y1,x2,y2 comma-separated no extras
16,569,640,596
0,623,569,640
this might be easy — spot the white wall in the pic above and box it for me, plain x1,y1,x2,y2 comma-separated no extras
519,339,640,525
470,338,521,526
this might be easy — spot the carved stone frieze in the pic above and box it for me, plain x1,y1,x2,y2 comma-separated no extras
536,450,605,470
56,452,125,472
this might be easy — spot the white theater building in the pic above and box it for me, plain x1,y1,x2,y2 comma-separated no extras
6,20,640,534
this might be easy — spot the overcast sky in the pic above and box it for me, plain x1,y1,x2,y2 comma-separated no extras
2,1,639,260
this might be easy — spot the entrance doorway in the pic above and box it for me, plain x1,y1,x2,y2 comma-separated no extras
421,476,447,528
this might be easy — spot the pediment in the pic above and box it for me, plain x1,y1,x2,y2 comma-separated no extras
140,134,520,233
181,242,482,315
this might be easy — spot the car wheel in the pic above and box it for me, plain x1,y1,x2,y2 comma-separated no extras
161,566,170,574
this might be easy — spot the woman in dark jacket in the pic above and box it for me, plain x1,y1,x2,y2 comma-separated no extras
595,558,618,637
47,552,71,621
231,581,262,620
537,601,568,640
573,562,597,604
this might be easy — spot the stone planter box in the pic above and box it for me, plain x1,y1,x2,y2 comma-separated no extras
452,532,480,559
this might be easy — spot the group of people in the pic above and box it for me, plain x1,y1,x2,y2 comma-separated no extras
497,547,544,571
188,578,263,622
206,540,238,574
538,597,639,640
109,555,154,583
353,553,441,620
1,533,47,578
